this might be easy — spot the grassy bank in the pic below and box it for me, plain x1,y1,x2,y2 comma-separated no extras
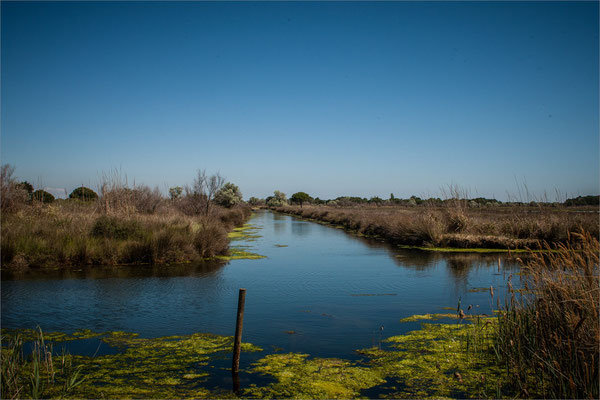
272,203,598,250
1,201,252,269
0,166,254,269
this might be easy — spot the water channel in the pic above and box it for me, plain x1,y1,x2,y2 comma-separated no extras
1,209,518,394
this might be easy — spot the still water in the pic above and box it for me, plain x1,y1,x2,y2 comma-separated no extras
2,209,516,362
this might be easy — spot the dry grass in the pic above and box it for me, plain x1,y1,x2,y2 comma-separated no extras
493,230,599,398
273,204,598,249
1,199,251,269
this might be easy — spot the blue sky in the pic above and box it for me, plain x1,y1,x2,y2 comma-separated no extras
1,1,598,200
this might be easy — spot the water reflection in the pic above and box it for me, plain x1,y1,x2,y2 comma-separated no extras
1,260,227,281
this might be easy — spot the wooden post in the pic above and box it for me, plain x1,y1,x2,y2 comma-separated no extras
232,288,246,373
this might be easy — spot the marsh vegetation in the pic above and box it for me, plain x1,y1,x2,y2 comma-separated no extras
0,165,251,269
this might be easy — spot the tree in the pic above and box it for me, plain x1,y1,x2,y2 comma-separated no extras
17,181,34,199
33,189,55,203
214,182,243,208
291,192,312,208
192,170,224,215
266,190,287,207
169,186,183,200
69,186,98,201
248,197,263,206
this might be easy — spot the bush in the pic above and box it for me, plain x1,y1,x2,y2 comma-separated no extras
1,164,29,212
91,215,143,240
69,186,98,201
194,219,229,258
267,190,287,207
214,182,243,208
32,190,55,203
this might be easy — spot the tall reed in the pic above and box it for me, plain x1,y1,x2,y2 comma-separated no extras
493,230,599,398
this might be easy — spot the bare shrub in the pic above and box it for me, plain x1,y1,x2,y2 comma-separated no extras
1,164,28,213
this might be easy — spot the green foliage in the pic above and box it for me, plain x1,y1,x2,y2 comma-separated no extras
290,191,312,207
69,186,98,201
564,195,599,206
32,190,55,203
90,215,143,240
168,186,183,200
266,190,287,207
369,196,383,204
17,181,34,196
248,196,263,206
214,182,242,208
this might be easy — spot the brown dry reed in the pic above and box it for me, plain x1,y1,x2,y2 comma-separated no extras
273,203,598,249
494,230,599,398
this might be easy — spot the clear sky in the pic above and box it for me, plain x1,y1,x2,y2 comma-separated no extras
1,1,598,201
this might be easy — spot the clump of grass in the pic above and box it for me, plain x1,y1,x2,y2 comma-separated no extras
0,328,85,399
493,230,599,398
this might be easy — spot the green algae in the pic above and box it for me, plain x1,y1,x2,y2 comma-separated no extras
359,319,510,398
0,327,102,342
244,353,385,399
2,329,262,399
227,224,263,241
216,249,266,260
3,316,515,399
223,222,266,260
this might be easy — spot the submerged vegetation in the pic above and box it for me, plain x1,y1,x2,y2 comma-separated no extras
0,165,254,269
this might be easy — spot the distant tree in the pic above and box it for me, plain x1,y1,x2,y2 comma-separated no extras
369,196,383,204
248,197,263,206
214,182,243,208
564,195,599,206
313,197,325,205
17,181,34,199
291,192,312,208
69,186,98,201
266,190,287,207
169,186,183,200
33,189,55,203
390,193,395,201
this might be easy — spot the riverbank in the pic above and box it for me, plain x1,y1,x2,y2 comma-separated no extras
1,201,253,270
272,204,599,251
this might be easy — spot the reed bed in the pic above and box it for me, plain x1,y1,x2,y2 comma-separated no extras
492,230,599,398
273,204,598,249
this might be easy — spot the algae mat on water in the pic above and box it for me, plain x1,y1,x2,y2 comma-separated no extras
222,222,266,260
1,329,262,399
2,319,513,399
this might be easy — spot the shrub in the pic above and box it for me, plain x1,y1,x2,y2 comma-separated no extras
214,182,243,208
194,219,229,258
69,186,98,201
32,190,55,203
1,164,29,212
266,190,287,207
91,215,143,240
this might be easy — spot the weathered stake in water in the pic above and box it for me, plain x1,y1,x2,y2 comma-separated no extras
232,288,246,373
